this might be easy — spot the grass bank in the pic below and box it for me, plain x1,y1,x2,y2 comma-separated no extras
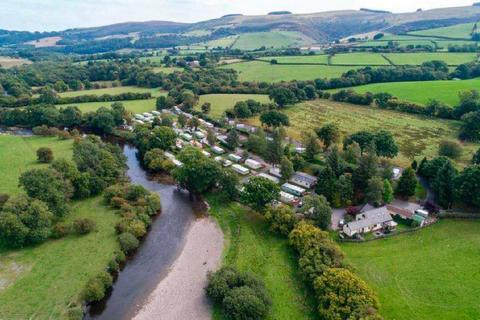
207,194,317,320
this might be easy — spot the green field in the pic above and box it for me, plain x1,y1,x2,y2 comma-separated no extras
409,22,477,39
331,52,390,65
197,94,271,119
0,56,31,68
355,40,436,48
0,196,120,319
335,78,480,106
208,195,316,320
341,220,480,320
0,135,73,194
435,40,478,49
384,52,478,65
224,61,353,82
59,86,165,98
202,36,239,49
57,98,160,113
152,66,183,74
257,55,329,64
247,99,479,167
231,31,313,50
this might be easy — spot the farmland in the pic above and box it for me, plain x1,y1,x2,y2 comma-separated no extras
231,31,314,51
0,56,31,68
208,194,316,320
224,61,353,82
257,55,330,64
152,66,183,74
331,52,390,65
57,98,160,113
341,220,480,320
333,78,480,106
0,135,73,194
247,99,479,167
197,94,271,119
384,52,478,65
409,22,477,39
59,86,166,98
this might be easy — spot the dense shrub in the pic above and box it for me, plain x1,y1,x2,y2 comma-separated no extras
51,222,71,238
118,232,140,253
73,218,96,235
83,271,113,303
36,147,54,163
438,140,462,159
288,221,329,254
264,205,297,236
115,218,147,238
222,286,271,320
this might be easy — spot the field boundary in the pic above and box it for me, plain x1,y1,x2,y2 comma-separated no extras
381,54,395,66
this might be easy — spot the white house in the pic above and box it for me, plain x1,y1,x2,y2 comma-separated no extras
289,172,318,189
245,159,262,170
343,206,397,237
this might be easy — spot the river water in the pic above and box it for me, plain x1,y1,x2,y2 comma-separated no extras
86,145,195,320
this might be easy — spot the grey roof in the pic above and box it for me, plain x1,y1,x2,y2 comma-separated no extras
346,207,393,232
292,172,317,183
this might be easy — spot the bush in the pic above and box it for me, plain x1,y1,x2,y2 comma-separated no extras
36,147,54,163
73,218,96,235
288,221,329,254
66,305,84,320
264,205,297,236
222,286,270,320
118,232,139,253
83,277,106,302
51,222,71,238
108,258,120,272
438,140,462,159
115,218,147,238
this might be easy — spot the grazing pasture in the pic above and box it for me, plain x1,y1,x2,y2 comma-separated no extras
384,52,477,65
208,194,316,320
223,61,353,82
0,135,73,194
330,52,390,65
409,22,477,39
231,31,313,50
57,98,160,113
0,56,31,68
59,86,165,98
257,55,330,64
197,94,271,119
334,78,480,106
247,99,479,167
341,220,480,320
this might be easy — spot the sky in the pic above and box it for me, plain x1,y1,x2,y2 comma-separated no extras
0,0,475,31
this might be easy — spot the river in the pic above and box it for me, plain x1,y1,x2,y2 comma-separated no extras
86,145,196,320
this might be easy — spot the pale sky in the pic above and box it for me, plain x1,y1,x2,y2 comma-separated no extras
0,0,474,31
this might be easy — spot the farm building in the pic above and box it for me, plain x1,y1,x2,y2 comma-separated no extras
232,164,250,175
257,172,280,184
281,183,306,197
343,206,397,237
289,172,318,189
245,159,263,170
228,154,242,162
212,146,225,154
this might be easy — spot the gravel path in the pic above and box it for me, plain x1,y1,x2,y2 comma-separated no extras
133,217,224,320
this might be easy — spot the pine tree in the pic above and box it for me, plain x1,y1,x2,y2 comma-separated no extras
265,129,283,165
280,156,294,183
326,145,344,177
396,168,418,198
383,179,394,204
316,165,337,202
353,143,378,191
432,161,457,209
366,176,384,207
226,128,239,150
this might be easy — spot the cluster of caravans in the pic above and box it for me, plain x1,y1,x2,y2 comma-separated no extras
133,110,163,124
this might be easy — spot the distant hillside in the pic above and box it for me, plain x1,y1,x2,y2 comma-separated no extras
2,5,480,52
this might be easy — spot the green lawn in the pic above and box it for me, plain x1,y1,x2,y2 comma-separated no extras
384,52,477,65
247,99,479,167
331,52,391,65
59,86,165,98
334,78,480,106
231,31,313,50
197,94,271,119
0,197,120,319
223,61,353,82
57,98,160,113
207,195,316,320
341,220,480,320
257,55,330,64
0,135,73,194
409,22,477,39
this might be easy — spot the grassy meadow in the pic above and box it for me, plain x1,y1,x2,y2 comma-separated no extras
59,86,166,98
197,94,271,119
341,220,480,320
333,78,480,106
384,52,478,65
409,22,477,39
208,195,316,320
331,52,390,65
57,98,159,113
0,56,31,68
247,99,479,167
224,61,352,82
152,66,183,74
0,135,73,194
257,55,330,64
231,31,313,50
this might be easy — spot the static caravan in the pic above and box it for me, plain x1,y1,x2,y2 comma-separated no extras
164,152,176,161
212,146,225,155
223,159,233,167
257,173,280,184
280,191,297,204
245,159,262,170
172,159,183,167
281,183,306,197
289,172,318,189
195,131,205,139
228,154,242,163
232,164,250,176
151,110,161,116
143,112,153,118
202,150,211,157
134,114,146,120
415,209,429,218
214,156,223,163
269,167,282,178
180,133,193,141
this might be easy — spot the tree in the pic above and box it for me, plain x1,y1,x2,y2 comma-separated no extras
383,179,394,204
300,194,332,230
460,111,480,141
233,101,252,119
352,144,378,191
241,177,280,211
316,165,337,203
207,129,216,146
432,161,457,209
314,268,380,320
337,174,354,206
303,131,320,161
174,147,220,196
473,148,480,165
343,142,361,165
156,96,174,110
177,113,187,128
280,156,294,182
455,166,480,207
245,129,267,156
226,128,239,150
269,87,297,107
315,123,340,150
0,195,53,247
36,147,54,163
417,156,450,180
201,102,211,114
259,110,289,128
344,131,375,152
90,107,116,134
143,148,175,173
148,126,177,151
265,129,283,165
326,145,344,177
366,176,384,207
189,116,200,130
396,168,418,198
438,140,462,159
19,168,73,217
218,169,239,200
264,205,297,236
374,130,398,158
